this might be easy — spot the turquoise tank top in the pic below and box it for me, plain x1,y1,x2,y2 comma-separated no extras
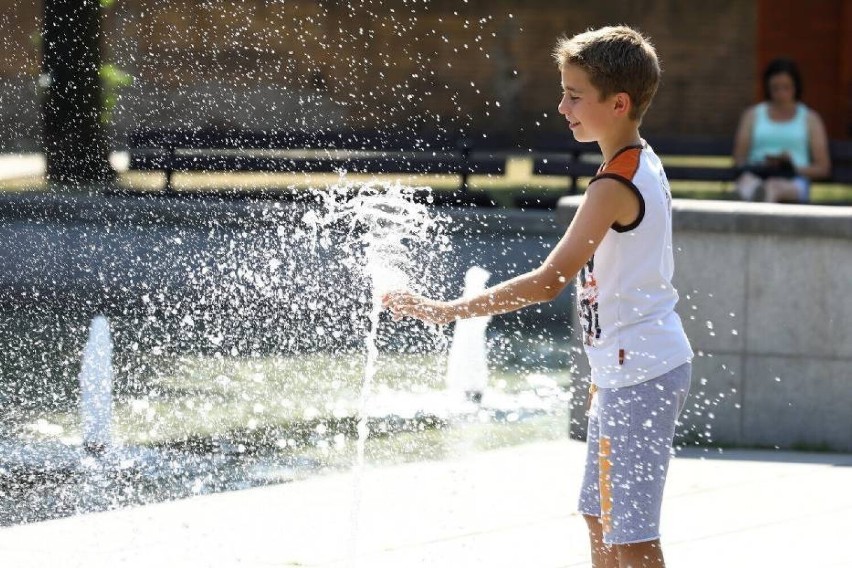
748,102,810,168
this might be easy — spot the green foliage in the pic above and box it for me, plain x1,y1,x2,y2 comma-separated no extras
99,63,133,124
34,0,132,126
100,0,132,124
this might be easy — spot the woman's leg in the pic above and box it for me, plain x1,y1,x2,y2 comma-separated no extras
765,176,808,203
735,171,763,201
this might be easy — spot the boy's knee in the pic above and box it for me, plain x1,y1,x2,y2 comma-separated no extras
615,539,661,551
614,539,664,566
583,514,605,540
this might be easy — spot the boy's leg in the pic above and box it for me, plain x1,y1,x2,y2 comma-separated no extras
595,364,691,550
584,514,619,568
615,539,665,567
579,392,619,567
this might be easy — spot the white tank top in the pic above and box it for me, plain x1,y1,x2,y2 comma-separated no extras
577,142,693,388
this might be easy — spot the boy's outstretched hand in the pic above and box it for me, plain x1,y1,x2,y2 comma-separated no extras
381,291,457,325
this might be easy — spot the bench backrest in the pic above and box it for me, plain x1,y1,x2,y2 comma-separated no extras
828,139,852,184
128,128,493,153
126,128,507,197
531,134,852,192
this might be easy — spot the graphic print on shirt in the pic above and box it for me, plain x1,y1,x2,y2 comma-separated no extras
659,167,672,210
578,255,601,346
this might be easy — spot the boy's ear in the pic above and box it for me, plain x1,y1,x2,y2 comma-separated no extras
613,92,632,117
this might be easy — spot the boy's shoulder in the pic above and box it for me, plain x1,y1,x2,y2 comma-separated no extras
599,145,644,180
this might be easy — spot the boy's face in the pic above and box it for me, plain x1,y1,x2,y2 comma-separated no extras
558,64,617,143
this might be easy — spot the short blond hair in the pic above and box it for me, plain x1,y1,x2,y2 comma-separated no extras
553,25,660,122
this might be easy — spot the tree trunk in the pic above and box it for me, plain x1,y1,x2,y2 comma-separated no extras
42,0,114,185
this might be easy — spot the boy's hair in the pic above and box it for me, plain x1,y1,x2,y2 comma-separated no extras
553,25,661,122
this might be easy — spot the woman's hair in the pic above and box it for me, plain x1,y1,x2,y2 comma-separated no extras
762,58,803,101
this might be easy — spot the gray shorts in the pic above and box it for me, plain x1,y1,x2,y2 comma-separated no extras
578,362,691,545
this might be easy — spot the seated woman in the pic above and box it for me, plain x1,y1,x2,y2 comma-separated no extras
733,58,831,202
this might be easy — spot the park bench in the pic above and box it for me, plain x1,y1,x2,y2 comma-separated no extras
531,135,852,199
125,128,506,205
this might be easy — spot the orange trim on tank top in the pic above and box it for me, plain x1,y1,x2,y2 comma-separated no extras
600,147,641,180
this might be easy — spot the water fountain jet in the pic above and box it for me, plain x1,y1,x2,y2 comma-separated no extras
79,315,113,456
0,316,178,479
446,266,491,404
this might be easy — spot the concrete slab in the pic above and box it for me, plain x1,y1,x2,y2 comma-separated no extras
0,152,129,181
0,154,44,180
0,439,849,567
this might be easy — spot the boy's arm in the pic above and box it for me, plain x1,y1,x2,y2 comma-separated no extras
383,178,636,324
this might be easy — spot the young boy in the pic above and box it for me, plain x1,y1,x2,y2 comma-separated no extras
383,25,692,568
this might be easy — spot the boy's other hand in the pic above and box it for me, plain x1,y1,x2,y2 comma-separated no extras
381,291,455,325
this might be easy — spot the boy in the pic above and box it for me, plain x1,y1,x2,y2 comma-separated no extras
384,25,692,568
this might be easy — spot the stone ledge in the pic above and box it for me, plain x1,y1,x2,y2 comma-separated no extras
557,195,852,238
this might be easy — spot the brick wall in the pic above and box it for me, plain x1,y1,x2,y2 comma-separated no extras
757,0,852,138
0,2,41,76
1,0,762,149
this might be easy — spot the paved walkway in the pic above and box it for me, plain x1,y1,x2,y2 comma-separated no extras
0,153,44,181
0,438,849,567
0,152,129,181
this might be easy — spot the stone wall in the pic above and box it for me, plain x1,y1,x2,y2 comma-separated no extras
558,197,852,452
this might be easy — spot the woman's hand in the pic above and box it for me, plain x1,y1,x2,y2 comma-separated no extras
382,291,457,325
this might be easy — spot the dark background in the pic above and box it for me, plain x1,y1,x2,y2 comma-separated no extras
1,0,850,152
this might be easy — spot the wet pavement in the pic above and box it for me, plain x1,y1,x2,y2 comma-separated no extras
0,438,849,567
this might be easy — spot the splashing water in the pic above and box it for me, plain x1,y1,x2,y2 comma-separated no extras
304,178,449,565
79,315,114,455
0,170,576,527
446,266,491,402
